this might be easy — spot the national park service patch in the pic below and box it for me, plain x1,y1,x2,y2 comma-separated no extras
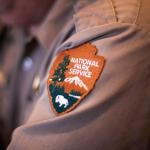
47,43,105,115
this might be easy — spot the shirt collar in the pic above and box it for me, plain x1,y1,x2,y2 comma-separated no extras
30,0,77,50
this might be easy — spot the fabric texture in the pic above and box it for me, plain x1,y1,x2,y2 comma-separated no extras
8,0,150,149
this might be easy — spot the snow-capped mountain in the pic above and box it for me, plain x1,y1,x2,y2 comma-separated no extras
64,76,88,91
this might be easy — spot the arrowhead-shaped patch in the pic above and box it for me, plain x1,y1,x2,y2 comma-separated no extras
47,43,105,115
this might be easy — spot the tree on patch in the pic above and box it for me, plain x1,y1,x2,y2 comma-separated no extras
52,55,70,84
50,84,65,97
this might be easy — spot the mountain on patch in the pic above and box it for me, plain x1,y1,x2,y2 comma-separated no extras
64,76,88,91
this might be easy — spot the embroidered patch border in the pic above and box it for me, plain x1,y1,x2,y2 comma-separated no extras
47,43,105,115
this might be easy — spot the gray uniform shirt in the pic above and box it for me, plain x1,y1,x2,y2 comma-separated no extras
8,0,150,149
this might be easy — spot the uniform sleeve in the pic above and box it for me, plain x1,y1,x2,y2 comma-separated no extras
7,1,150,150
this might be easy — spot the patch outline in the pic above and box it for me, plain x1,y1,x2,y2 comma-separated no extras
47,43,105,116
